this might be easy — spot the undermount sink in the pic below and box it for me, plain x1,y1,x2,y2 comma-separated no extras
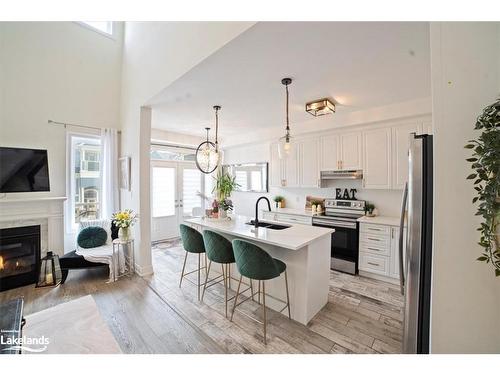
246,220,290,230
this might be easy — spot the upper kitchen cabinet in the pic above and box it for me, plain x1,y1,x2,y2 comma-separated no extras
392,123,420,190
269,142,283,187
363,128,391,189
269,141,299,188
298,138,320,187
319,134,340,170
283,144,300,187
320,131,361,171
339,132,362,170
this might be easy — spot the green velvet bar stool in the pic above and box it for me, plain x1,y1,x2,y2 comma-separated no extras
179,224,207,301
201,230,238,317
230,239,291,344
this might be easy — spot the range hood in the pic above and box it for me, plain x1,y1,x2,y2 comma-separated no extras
320,170,363,181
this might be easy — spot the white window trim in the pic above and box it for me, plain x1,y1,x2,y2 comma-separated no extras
75,21,117,40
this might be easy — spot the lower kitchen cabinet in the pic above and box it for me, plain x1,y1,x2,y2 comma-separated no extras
359,222,405,284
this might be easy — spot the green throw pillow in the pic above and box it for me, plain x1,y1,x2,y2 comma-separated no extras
77,226,108,249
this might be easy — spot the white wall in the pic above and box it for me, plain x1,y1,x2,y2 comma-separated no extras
430,22,500,353
0,22,124,253
0,22,123,199
120,22,255,275
151,127,203,147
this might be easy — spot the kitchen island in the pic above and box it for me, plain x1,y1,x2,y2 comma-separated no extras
184,215,333,325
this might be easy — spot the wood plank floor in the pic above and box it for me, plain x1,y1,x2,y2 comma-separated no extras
0,239,404,354
0,266,224,354
148,239,404,354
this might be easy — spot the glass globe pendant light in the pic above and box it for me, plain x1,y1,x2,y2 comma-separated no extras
278,78,293,159
195,105,221,174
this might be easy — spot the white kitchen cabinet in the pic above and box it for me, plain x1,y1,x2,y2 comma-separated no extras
421,121,433,135
298,138,320,187
392,123,420,190
339,132,362,170
283,144,299,187
359,222,405,284
363,128,391,189
320,134,340,170
269,142,283,187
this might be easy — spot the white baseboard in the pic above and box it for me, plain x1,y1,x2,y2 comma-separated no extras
134,263,154,276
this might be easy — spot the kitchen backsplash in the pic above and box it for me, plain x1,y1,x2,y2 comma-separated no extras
231,179,403,218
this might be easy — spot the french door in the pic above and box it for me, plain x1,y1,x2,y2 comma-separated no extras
151,160,204,241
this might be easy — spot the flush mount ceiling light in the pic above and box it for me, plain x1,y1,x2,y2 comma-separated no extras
278,78,293,159
195,105,221,174
305,98,336,117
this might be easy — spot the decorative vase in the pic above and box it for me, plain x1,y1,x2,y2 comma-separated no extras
219,209,227,219
277,201,282,209
118,227,130,241
311,204,317,212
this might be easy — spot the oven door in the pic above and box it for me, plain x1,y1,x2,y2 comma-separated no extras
312,217,359,274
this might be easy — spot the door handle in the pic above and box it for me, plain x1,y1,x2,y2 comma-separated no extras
398,182,408,295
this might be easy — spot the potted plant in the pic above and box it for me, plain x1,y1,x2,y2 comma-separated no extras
273,196,285,209
112,209,138,241
365,203,376,217
212,171,240,218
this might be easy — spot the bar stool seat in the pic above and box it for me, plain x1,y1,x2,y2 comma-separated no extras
230,239,291,344
179,224,207,301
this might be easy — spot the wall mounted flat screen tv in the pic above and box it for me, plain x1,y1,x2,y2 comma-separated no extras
0,147,50,193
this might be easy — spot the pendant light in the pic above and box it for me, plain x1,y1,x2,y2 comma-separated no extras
278,78,293,159
195,105,221,174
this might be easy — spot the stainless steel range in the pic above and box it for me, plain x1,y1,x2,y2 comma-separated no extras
312,198,365,274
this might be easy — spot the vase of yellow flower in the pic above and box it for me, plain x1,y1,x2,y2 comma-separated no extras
112,209,138,241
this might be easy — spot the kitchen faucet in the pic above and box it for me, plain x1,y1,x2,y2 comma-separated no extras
254,196,271,228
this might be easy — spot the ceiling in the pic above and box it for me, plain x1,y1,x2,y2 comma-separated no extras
149,22,431,139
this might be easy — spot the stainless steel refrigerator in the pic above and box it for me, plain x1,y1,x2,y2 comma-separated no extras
399,133,433,354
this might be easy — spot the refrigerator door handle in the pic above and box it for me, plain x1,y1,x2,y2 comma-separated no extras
399,182,408,295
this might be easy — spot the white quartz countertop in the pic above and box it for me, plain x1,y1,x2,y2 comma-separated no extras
357,215,402,227
262,208,321,217
184,215,333,251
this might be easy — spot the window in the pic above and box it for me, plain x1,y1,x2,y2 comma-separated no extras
152,167,176,218
81,21,113,36
69,135,102,228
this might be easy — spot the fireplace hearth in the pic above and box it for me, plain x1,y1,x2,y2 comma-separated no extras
0,225,41,291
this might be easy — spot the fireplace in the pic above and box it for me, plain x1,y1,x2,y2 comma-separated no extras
0,225,41,291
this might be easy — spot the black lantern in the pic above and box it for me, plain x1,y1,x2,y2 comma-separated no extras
36,251,62,288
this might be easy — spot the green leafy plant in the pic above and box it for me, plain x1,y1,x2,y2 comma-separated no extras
212,171,240,203
311,199,322,206
273,195,284,203
465,98,500,277
365,202,375,214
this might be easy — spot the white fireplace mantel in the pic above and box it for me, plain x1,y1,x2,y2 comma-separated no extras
0,196,67,256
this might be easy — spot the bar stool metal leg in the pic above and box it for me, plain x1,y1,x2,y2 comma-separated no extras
230,275,243,322
285,270,291,319
223,264,228,317
201,260,212,302
198,253,201,300
258,280,261,305
179,251,188,287
262,281,267,345
250,278,254,302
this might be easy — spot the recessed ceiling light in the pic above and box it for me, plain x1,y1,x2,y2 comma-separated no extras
305,98,336,117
